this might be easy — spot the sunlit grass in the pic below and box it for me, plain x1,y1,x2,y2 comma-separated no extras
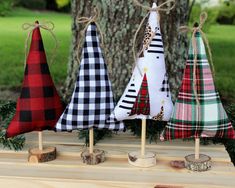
207,25,235,102
0,8,71,87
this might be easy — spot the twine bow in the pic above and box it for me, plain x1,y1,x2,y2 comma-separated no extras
132,0,176,76
77,7,104,47
179,12,214,106
76,7,111,70
22,21,58,67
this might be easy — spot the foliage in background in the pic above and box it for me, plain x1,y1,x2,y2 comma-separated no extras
15,0,70,12
0,0,15,16
54,0,70,12
217,3,235,24
79,129,112,146
17,0,47,10
189,3,219,31
125,119,165,143
226,104,235,128
0,101,25,150
222,104,235,166
55,0,70,8
189,1,235,30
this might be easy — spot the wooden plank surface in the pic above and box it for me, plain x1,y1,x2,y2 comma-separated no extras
0,131,234,188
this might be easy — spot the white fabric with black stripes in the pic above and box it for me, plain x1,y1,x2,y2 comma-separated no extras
110,2,173,121
56,23,124,131
147,27,164,55
118,81,138,116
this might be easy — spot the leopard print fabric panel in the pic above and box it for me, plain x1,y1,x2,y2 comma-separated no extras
153,106,164,121
143,23,155,51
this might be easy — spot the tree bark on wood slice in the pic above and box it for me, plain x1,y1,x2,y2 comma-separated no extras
81,149,105,165
28,147,56,163
128,151,156,167
185,154,211,171
62,0,190,102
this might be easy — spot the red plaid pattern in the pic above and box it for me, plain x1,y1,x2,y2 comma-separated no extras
6,23,64,138
163,32,235,140
130,74,150,115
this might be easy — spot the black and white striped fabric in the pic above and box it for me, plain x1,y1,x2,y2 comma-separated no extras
147,26,164,57
56,22,124,131
118,81,137,116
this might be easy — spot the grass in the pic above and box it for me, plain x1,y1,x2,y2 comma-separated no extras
0,8,234,103
207,25,235,102
0,8,71,87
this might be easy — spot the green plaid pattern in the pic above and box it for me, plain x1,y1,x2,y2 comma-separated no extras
162,32,235,140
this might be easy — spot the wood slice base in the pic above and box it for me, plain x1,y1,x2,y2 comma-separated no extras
81,149,105,165
128,151,156,167
28,147,56,163
185,154,211,171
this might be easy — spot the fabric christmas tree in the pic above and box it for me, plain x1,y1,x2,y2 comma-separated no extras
109,2,173,122
6,21,64,138
55,22,124,131
162,30,235,140
130,73,150,116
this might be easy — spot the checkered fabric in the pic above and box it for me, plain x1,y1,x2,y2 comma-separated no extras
160,73,170,97
6,24,64,138
162,31,235,140
130,74,150,115
56,23,124,131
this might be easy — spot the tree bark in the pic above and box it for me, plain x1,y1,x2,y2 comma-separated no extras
62,0,189,102
158,0,189,101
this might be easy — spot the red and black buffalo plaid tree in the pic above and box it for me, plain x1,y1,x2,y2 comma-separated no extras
6,21,64,162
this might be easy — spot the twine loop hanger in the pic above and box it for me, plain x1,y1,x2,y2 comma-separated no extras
22,21,58,66
132,0,176,76
180,12,214,105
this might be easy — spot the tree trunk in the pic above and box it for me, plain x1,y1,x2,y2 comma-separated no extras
158,0,189,101
62,0,189,102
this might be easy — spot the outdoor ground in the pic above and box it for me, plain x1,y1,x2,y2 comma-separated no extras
0,8,235,103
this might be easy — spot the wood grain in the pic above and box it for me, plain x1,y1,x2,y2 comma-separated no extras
128,151,156,167
0,131,234,188
28,147,56,163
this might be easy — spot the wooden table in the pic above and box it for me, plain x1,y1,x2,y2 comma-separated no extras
0,131,234,188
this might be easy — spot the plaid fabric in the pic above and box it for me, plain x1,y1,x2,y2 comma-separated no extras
163,32,235,140
130,74,150,115
6,24,64,138
160,73,170,97
56,23,124,131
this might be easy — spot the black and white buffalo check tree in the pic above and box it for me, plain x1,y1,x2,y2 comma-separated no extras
56,23,124,161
